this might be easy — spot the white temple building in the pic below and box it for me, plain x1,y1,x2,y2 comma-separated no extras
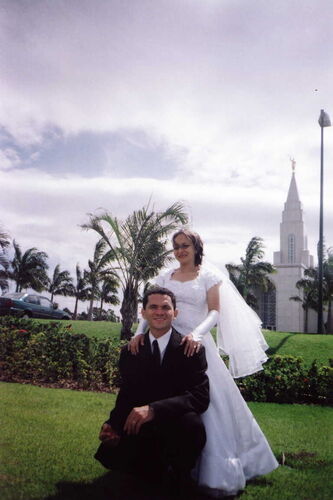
257,161,316,333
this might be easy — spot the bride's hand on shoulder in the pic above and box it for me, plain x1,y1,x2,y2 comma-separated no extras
128,334,145,354
181,333,201,357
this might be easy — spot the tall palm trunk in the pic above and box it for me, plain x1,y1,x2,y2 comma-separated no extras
88,292,95,321
73,297,79,320
120,284,138,340
99,298,104,320
304,307,309,333
327,299,333,334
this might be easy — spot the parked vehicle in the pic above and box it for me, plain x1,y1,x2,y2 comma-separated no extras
0,293,71,320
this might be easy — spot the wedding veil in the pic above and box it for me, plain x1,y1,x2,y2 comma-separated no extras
203,262,269,378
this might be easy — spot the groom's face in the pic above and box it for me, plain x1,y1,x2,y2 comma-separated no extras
141,293,178,337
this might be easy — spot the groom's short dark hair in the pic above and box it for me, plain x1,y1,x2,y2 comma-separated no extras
142,286,177,310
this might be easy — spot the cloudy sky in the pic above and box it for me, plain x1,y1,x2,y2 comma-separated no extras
1,0,333,311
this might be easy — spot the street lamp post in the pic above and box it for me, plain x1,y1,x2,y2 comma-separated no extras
317,109,331,334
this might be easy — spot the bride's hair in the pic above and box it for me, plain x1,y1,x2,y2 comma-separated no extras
172,229,204,266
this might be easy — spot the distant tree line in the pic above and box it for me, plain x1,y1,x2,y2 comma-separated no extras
0,233,119,322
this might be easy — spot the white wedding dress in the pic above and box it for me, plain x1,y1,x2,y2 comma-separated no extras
154,266,279,497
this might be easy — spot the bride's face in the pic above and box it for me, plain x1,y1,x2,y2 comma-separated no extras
173,233,195,266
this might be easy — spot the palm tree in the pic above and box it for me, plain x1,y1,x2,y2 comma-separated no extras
72,264,89,320
226,236,276,309
84,239,114,321
0,226,10,293
0,227,10,251
82,201,188,339
96,276,119,320
8,240,49,292
48,264,75,302
0,253,9,293
290,268,318,333
290,252,333,334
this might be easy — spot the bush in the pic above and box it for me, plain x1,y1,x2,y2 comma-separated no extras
236,355,332,405
0,317,125,390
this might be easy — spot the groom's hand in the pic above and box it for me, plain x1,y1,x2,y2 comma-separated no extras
124,405,155,435
99,423,120,446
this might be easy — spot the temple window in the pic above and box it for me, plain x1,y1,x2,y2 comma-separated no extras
288,234,295,263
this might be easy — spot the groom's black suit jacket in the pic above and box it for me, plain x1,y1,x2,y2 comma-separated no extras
106,329,209,434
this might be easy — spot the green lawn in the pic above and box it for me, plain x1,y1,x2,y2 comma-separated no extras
1,382,332,500
35,319,333,367
264,330,332,367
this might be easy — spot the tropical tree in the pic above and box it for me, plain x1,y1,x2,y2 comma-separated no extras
72,264,90,320
8,240,49,292
290,268,318,333
289,250,333,334
96,276,119,320
0,226,10,293
84,239,115,321
0,226,10,251
82,201,188,339
48,264,75,302
226,236,276,309
0,253,9,293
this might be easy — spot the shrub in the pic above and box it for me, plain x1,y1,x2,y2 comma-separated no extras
236,355,332,405
0,317,125,390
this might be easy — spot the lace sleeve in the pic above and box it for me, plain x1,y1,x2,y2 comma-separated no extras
203,267,222,291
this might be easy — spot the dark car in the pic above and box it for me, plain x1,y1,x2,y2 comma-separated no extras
0,293,71,320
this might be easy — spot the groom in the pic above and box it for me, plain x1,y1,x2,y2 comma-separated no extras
95,286,209,491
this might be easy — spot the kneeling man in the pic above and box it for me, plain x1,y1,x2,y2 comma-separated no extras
95,286,209,490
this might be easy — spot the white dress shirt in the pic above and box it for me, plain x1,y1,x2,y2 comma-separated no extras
149,329,172,362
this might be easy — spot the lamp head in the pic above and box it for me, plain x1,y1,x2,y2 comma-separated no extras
318,109,331,128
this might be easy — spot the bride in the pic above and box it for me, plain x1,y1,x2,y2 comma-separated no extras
129,229,278,497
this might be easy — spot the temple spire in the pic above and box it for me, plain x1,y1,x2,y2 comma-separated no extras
272,161,314,332
285,158,301,208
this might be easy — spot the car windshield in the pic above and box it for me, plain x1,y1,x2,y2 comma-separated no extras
2,293,25,299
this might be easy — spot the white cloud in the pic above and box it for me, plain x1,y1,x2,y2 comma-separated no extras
2,165,331,269
0,147,20,170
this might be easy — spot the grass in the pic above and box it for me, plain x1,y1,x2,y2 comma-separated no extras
264,330,332,367
0,382,115,500
36,319,121,340
34,319,333,367
1,382,332,500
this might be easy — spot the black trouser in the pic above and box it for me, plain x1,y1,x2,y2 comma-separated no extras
95,412,206,479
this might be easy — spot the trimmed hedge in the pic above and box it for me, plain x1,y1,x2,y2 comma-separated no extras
0,317,332,404
236,355,333,405
0,317,125,390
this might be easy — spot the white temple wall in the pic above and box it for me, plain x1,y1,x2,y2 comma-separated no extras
271,265,305,333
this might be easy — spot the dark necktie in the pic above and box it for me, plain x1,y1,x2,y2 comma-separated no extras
152,339,161,366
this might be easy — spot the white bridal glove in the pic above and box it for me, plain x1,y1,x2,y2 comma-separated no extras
192,310,219,342
134,318,148,335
